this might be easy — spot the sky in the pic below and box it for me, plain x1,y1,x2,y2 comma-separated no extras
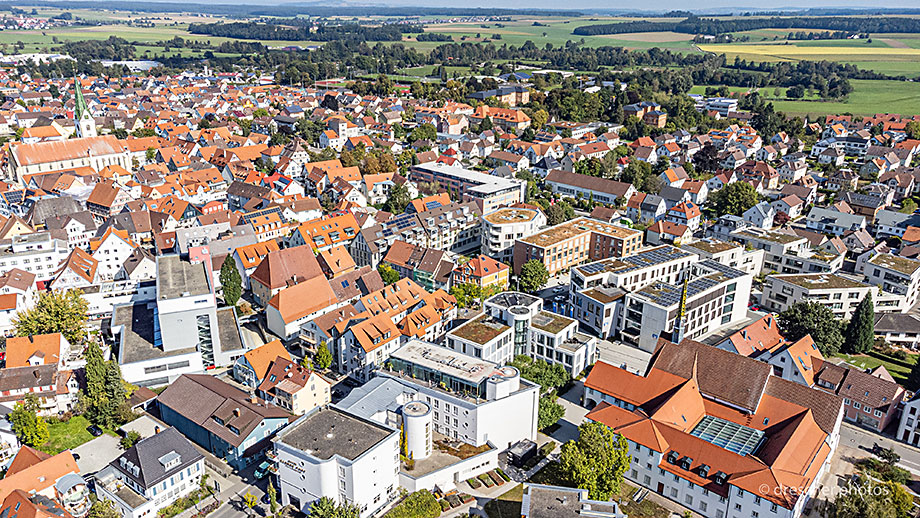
136,0,920,10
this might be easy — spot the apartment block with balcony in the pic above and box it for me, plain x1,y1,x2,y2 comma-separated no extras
865,254,920,310
730,228,844,275
512,217,642,277
762,274,878,319
482,207,546,264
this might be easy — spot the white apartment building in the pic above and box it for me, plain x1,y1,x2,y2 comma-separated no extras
271,406,399,518
569,246,697,339
730,228,844,275
377,340,540,449
865,254,920,310
0,232,69,282
680,239,764,276
481,207,546,264
762,274,878,319
483,291,597,377
445,313,514,364
620,260,753,351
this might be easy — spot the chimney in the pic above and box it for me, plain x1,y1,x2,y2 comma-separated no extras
233,408,240,417
28,335,33,343
250,396,258,404
155,426,160,434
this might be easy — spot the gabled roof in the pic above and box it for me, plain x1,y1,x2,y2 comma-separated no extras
242,339,291,381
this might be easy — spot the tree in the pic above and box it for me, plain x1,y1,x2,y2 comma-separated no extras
145,147,157,162
843,292,874,354
120,430,141,449
83,340,128,429
314,341,333,370
828,477,910,518
519,260,549,293
88,500,120,518
377,264,400,285
778,302,844,356
9,397,49,447
219,255,242,307
710,181,760,216
409,123,436,143
694,143,720,172
243,492,258,517
14,289,88,345
509,355,570,393
559,421,630,500
538,394,565,429
267,480,279,516
381,183,410,214
449,282,483,309
906,120,920,140
531,108,548,129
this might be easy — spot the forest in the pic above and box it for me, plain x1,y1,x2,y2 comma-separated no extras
574,16,920,36
188,21,414,42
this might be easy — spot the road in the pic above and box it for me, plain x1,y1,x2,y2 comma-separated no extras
839,422,920,475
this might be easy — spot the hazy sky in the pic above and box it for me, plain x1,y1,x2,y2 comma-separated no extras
141,0,920,9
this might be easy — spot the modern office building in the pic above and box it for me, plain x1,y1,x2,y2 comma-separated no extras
512,217,642,277
482,207,546,264
409,162,525,214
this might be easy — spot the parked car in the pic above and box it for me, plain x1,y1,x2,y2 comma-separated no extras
254,461,272,480
87,425,103,437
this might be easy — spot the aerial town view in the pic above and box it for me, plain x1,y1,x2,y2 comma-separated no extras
1,1,920,517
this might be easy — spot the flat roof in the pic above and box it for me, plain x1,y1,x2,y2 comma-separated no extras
215,307,244,355
870,254,920,276
278,407,392,461
576,246,692,277
448,314,511,345
113,304,198,364
531,311,575,335
157,255,211,299
682,239,739,255
391,340,499,385
736,228,803,245
772,273,868,291
520,217,639,248
483,207,541,226
485,291,541,309
412,162,522,194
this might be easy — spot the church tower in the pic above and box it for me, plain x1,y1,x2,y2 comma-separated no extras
74,75,96,138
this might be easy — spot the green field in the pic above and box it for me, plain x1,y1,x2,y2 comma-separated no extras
769,79,920,117
42,415,97,455
836,351,920,390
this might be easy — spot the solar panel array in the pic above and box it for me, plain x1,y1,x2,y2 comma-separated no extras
690,415,764,456
580,263,607,274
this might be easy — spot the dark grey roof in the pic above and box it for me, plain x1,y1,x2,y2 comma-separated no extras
26,196,83,226
277,406,393,461
875,313,920,334
112,427,202,490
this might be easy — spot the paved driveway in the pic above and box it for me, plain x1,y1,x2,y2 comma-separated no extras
73,434,122,477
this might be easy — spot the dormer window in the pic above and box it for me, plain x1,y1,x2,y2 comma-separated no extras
714,471,727,485
680,457,693,470
667,451,680,464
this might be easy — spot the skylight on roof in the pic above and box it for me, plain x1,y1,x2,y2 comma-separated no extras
690,415,764,456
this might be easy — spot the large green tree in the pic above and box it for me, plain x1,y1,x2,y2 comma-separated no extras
87,500,120,518
381,183,411,214
14,289,88,345
843,292,875,354
509,355,570,393
314,341,333,370
9,396,49,447
519,260,549,293
829,477,911,518
559,421,631,500
377,263,400,285
778,302,844,356
538,394,565,430
709,181,760,216
220,255,242,307
83,341,128,428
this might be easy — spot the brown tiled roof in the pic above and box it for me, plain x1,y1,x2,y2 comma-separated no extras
650,339,772,413
250,245,323,290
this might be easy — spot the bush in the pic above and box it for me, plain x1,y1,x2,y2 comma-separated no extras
386,491,441,518
478,473,494,487
496,468,511,481
460,493,475,504
467,477,482,489
539,441,557,457
446,494,461,507
439,499,450,512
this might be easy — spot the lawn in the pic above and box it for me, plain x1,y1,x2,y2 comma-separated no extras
836,350,920,389
42,415,96,455
768,79,920,117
